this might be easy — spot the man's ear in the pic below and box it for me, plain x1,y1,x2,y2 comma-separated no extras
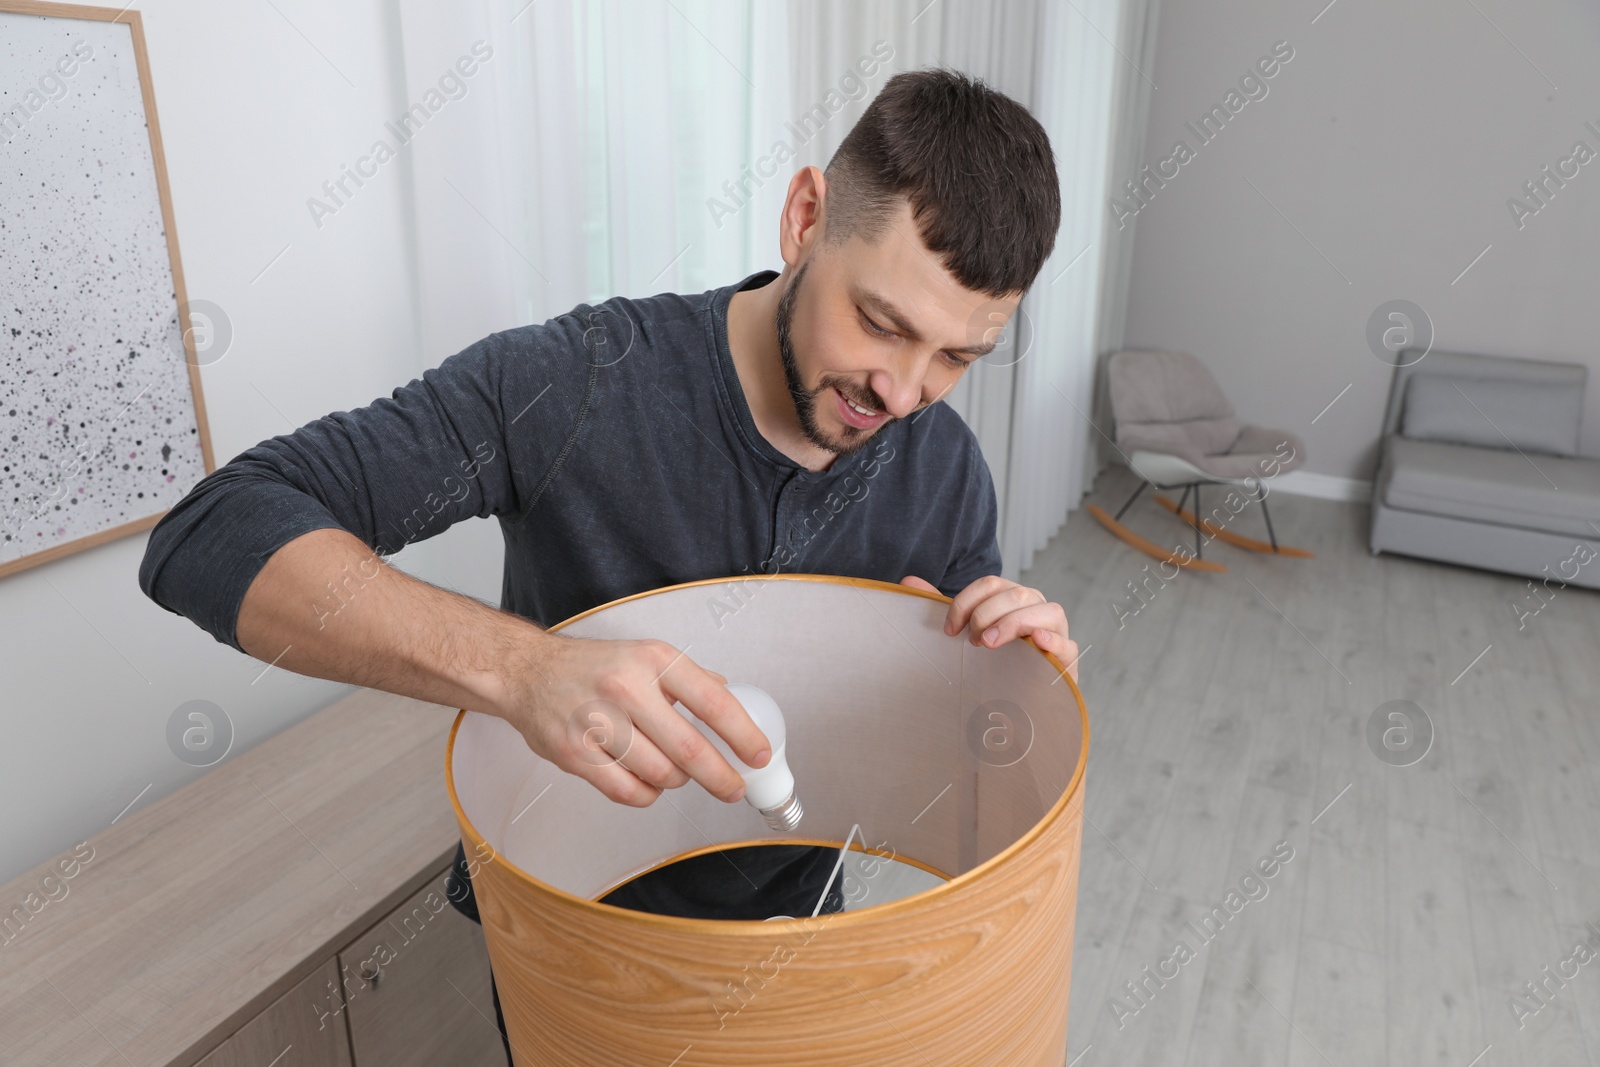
778,166,827,266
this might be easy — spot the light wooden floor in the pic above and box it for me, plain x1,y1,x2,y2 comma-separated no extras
1020,465,1600,1067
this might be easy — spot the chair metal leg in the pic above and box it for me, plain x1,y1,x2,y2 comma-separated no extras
1191,483,1203,559
1113,480,1149,522
1257,488,1280,553
1145,480,1311,559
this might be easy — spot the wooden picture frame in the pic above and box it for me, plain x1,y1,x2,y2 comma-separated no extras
0,0,215,579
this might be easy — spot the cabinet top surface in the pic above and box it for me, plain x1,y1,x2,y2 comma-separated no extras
0,688,466,1067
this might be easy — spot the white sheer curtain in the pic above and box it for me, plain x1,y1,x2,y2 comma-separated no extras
1005,0,1155,574
1090,0,1163,475
402,0,1160,578
481,0,792,319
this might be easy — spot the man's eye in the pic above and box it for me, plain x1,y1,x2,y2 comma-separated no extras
860,313,892,338
944,352,974,369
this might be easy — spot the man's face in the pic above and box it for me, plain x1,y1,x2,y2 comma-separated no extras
775,198,1022,458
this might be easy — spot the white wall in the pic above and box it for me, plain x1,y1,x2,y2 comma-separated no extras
1,0,511,884
1120,0,1600,486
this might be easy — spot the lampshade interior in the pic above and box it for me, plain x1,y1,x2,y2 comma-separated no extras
451,579,1082,904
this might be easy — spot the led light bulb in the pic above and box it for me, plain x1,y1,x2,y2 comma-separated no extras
682,683,802,831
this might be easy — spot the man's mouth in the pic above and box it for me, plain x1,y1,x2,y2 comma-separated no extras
832,387,888,430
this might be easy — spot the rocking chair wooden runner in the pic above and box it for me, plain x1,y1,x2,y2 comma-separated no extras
1088,349,1314,573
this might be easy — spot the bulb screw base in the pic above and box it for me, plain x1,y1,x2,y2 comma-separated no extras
759,793,803,832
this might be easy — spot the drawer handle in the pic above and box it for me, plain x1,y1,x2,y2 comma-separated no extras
358,960,382,986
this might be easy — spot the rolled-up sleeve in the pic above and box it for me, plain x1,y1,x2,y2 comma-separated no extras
138,321,586,653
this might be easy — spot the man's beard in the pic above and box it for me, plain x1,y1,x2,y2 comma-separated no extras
774,260,889,458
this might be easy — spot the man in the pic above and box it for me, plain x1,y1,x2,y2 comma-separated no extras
139,67,1077,1052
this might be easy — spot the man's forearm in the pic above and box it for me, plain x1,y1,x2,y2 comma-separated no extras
236,527,537,716
234,529,777,808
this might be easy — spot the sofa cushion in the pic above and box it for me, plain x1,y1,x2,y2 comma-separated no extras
1380,435,1600,538
1402,374,1582,456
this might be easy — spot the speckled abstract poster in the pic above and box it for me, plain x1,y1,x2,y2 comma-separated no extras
0,6,210,578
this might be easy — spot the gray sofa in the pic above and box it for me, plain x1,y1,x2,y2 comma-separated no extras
1370,348,1600,590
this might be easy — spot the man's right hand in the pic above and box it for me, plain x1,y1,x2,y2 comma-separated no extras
491,631,771,808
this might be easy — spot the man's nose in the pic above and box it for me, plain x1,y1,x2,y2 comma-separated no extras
871,369,922,420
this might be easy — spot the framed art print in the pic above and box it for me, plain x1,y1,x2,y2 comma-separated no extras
0,0,215,579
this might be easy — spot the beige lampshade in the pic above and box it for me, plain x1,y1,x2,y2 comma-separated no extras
447,574,1088,1066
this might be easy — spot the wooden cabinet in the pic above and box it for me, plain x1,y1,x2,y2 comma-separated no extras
0,690,504,1067
197,868,507,1067
194,959,351,1067
336,871,506,1067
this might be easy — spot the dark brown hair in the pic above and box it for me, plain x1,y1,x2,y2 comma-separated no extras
823,68,1060,298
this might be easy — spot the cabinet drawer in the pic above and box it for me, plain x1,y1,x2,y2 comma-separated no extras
195,957,351,1067
338,871,506,1066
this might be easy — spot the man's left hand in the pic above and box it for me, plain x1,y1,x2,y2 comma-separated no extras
900,575,1079,683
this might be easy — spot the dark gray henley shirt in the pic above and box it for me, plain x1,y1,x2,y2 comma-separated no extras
137,267,1002,921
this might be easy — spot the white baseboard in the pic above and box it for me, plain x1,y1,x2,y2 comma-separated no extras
1269,470,1371,502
